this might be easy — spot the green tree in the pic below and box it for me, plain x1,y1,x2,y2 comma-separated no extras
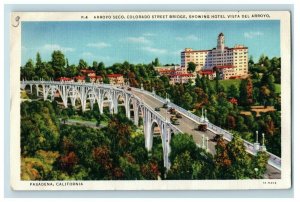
226,135,252,179
92,61,98,70
215,138,232,179
252,151,270,178
239,78,253,106
195,74,201,87
36,52,42,70
167,151,193,179
152,58,160,67
181,92,193,110
21,101,60,155
119,155,141,180
227,84,239,98
21,59,35,80
187,62,196,73
51,50,66,78
78,59,88,70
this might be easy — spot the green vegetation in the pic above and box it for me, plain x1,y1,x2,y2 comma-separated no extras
21,51,279,180
21,100,269,180
210,79,242,91
275,84,281,94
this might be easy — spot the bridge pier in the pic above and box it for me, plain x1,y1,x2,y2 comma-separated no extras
113,99,118,114
90,99,94,110
81,100,87,112
109,101,114,114
98,101,103,114
144,110,153,151
61,86,68,108
36,85,39,96
161,124,172,169
132,99,139,126
70,97,76,107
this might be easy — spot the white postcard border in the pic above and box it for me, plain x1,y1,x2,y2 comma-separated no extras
10,11,291,190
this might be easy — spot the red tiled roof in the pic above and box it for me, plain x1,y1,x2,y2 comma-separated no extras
107,74,123,78
170,73,194,78
74,76,86,80
57,77,72,81
89,75,103,79
158,69,176,73
199,69,214,75
81,69,95,74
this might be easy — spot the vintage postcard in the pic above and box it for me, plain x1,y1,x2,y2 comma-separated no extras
10,11,291,190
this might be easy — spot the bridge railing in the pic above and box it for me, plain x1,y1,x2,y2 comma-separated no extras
132,93,182,134
132,87,282,171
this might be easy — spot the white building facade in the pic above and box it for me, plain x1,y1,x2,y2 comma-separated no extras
181,33,248,80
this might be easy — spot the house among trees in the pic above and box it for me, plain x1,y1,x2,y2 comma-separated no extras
89,75,103,83
73,76,86,83
197,69,215,80
56,77,74,82
169,73,196,85
80,69,96,77
155,65,187,76
107,74,124,85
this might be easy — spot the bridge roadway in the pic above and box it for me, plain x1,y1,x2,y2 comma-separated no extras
131,90,281,179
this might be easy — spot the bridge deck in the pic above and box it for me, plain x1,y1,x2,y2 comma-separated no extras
132,90,281,179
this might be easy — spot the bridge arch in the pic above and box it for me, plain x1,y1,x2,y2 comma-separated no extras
21,81,175,170
102,90,114,114
84,87,98,110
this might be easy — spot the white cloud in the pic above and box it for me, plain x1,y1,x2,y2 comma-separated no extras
87,42,111,48
143,33,156,36
244,31,264,39
142,47,167,54
42,44,75,52
126,36,151,44
81,52,93,57
175,35,199,41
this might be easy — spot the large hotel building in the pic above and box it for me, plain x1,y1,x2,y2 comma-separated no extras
181,33,248,80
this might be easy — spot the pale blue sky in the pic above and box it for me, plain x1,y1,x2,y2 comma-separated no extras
21,20,280,66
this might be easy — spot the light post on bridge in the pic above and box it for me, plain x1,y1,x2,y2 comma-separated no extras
204,109,209,122
260,133,267,152
254,130,260,153
152,87,155,95
165,93,170,123
141,83,144,90
200,108,204,122
254,167,259,179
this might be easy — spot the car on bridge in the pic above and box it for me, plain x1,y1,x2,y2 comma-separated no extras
171,119,180,125
162,103,168,108
213,134,223,142
176,113,182,118
198,123,208,131
169,108,176,115
155,107,160,111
